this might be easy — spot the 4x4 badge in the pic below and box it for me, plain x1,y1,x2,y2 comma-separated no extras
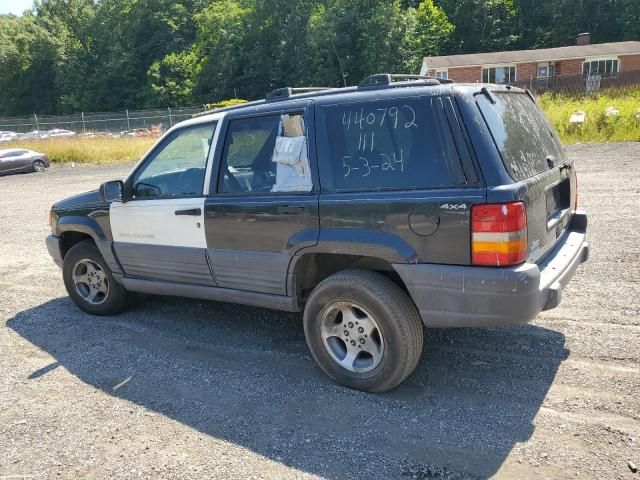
440,203,468,210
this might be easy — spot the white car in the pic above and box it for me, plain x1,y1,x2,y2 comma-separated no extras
0,131,19,142
20,130,48,140
47,129,76,138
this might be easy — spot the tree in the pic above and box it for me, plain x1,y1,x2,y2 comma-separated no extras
307,0,426,87
438,0,519,53
0,13,59,115
620,0,640,40
147,50,201,106
0,0,638,115
408,0,455,70
194,0,251,101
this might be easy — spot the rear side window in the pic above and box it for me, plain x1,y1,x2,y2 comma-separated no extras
477,92,565,181
319,97,467,191
217,113,313,193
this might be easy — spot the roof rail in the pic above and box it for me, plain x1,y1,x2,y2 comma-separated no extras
266,86,335,102
358,73,454,88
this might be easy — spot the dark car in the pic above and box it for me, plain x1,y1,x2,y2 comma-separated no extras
45,74,589,392
0,148,49,175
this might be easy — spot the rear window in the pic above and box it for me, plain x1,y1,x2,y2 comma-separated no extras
477,92,565,181
320,97,467,191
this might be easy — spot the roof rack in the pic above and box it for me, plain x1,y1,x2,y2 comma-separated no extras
358,73,454,88
266,86,335,101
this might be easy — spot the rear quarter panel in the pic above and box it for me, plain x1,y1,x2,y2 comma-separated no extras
315,87,486,265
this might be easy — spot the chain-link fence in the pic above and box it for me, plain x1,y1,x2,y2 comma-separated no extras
0,106,207,135
513,70,640,96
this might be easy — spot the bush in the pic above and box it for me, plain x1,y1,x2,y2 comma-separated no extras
205,98,248,111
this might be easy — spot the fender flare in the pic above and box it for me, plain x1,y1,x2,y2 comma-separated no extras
54,216,122,274
286,228,418,302
55,215,106,241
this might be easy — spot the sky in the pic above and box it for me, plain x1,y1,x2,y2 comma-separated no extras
0,0,34,15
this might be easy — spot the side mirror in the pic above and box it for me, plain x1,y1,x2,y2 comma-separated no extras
99,180,125,203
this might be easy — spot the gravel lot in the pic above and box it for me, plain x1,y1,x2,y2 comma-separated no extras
1,143,639,480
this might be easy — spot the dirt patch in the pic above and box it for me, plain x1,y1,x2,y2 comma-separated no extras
0,145,639,479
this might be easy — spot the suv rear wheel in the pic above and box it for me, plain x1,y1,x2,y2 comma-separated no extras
62,240,130,316
303,270,423,392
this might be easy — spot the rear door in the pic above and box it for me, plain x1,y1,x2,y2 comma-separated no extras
0,150,24,173
476,91,576,262
204,101,319,295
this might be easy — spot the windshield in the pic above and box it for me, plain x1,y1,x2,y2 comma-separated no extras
477,92,565,181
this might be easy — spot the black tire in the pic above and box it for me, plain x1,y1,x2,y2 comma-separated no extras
62,240,131,316
303,269,423,392
32,160,46,172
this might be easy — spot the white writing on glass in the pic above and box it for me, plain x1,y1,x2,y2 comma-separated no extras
342,149,404,178
342,105,417,130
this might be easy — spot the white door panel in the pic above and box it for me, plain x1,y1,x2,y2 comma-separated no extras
110,198,206,248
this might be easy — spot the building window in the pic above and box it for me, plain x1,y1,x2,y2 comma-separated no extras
537,63,555,78
582,58,619,77
482,65,516,84
434,69,448,80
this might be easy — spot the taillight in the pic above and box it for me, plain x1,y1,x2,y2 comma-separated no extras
472,202,527,266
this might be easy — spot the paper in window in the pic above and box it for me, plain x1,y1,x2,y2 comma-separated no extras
271,114,312,192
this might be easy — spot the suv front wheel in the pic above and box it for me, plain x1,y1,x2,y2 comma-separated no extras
62,240,131,316
303,270,423,392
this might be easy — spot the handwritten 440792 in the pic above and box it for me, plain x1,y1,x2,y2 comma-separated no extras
341,104,418,178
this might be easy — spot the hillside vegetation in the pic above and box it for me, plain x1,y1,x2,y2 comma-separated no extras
1,0,639,116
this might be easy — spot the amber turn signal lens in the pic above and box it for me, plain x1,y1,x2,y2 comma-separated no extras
471,202,527,266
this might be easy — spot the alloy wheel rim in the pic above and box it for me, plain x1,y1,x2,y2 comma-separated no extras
72,259,109,305
320,302,384,373
34,161,44,172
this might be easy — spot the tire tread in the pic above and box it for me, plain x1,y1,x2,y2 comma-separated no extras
304,269,423,392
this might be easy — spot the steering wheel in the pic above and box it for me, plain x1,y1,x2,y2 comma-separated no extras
134,181,162,197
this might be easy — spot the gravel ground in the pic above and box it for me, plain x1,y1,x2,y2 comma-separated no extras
0,143,639,480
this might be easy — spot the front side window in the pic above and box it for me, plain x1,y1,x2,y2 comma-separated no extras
320,97,466,192
482,66,516,84
218,113,312,193
132,123,216,199
582,58,619,77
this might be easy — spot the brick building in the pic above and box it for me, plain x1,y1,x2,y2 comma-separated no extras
420,34,640,85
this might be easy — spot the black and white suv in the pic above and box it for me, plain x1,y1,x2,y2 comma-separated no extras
46,74,589,392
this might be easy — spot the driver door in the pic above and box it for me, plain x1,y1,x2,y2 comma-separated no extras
110,121,219,285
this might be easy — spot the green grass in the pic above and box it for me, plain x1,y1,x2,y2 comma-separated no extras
2,136,156,165
539,90,640,144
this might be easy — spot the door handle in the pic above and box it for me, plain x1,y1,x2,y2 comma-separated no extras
175,208,202,216
278,205,305,215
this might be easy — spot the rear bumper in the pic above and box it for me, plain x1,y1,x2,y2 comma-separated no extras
46,235,63,268
394,211,589,327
